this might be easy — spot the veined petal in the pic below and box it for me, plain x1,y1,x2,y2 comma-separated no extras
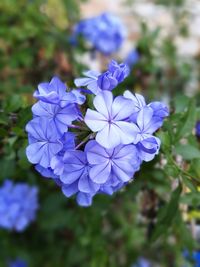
85,109,107,132
76,192,93,207
62,182,78,197
96,124,121,149
78,174,100,194
89,162,111,184
85,140,108,164
112,163,132,182
93,91,113,118
114,121,139,144
111,96,135,120
137,106,153,131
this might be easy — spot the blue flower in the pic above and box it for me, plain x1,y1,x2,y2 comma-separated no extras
60,150,100,207
85,91,138,148
26,117,63,168
8,258,27,267
184,250,200,267
97,71,118,91
108,60,130,83
75,61,129,95
32,101,78,135
125,49,140,68
0,180,38,232
74,70,101,95
136,137,160,162
74,13,126,55
33,76,76,107
196,121,200,137
131,258,151,267
26,60,169,207
60,150,100,195
85,140,141,184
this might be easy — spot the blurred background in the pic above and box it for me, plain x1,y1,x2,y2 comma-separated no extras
0,0,200,266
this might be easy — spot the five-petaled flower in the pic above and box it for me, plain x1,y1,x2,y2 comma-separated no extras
85,91,138,148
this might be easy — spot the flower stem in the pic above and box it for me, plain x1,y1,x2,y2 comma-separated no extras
68,124,85,130
75,133,95,150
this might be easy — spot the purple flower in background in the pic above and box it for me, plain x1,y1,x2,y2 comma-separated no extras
74,12,126,55
183,250,200,267
85,140,141,184
33,76,76,107
0,180,38,232
195,121,200,138
26,117,63,168
8,258,27,267
32,101,78,135
85,91,137,148
74,70,101,95
125,49,140,67
131,258,152,267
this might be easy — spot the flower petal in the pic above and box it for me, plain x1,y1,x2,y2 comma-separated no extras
111,96,135,120
96,124,121,148
84,109,107,132
93,91,113,118
89,162,111,184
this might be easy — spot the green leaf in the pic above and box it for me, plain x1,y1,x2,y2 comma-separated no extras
175,144,200,160
189,159,200,178
156,131,171,150
151,183,182,241
174,94,190,113
182,175,197,192
175,99,196,140
4,94,23,112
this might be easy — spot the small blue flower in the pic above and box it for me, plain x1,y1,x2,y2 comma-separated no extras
26,117,63,168
97,71,118,91
125,49,140,68
60,150,100,196
84,91,138,148
74,13,126,55
131,258,151,267
74,70,101,95
108,60,130,83
85,140,141,184
32,101,78,135
33,76,76,107
0,180,38,232
196,121,200,137
75,61,129,95
8,258,27,267
183,250,200,267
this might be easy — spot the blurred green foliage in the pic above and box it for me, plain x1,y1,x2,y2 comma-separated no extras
0,0,200,267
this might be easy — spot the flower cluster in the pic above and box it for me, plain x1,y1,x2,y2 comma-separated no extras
0,180,38,232
73,12,126,55
26,60,168,207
